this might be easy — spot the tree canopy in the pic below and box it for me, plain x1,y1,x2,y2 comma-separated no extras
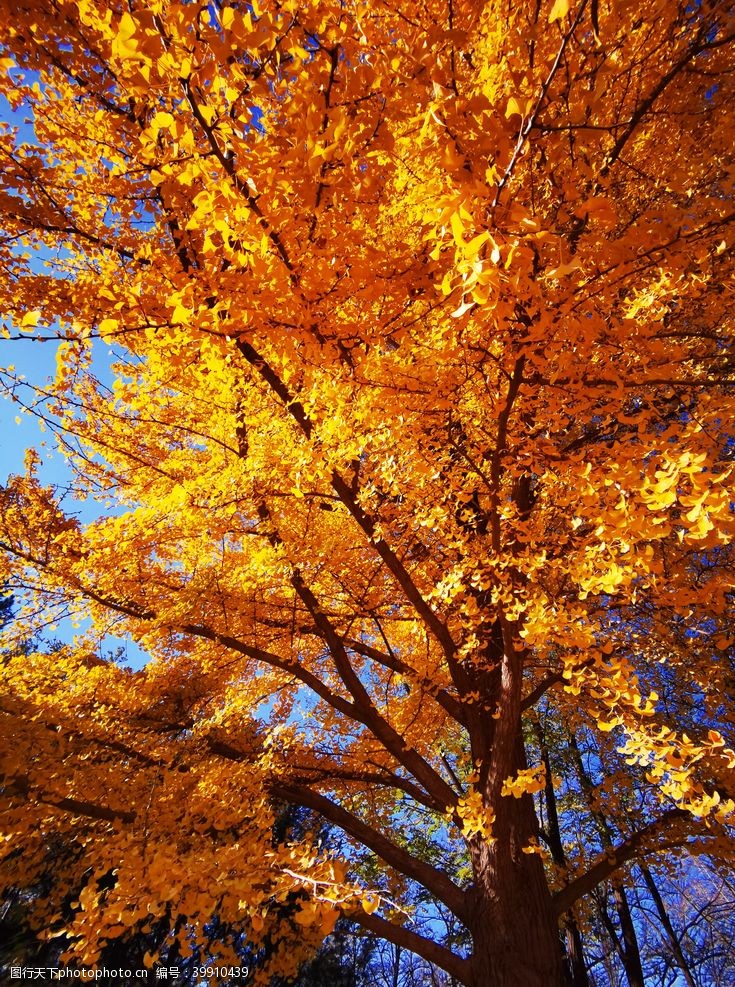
1,1,734,985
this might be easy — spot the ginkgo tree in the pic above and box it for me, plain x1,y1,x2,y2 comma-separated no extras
1,0,734,984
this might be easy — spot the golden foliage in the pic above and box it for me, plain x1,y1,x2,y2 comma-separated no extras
1,0,734,982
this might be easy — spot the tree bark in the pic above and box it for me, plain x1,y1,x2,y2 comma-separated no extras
533,718,591,987
612,881,645,987
639,864,697,987
466,795,566,987
568,732,644,987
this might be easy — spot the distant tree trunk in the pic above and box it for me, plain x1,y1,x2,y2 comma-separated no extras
569,732,644,987
593,881,645,987
639,865,697,987
613,881,645,987
391,944,400,987
533,718,591,987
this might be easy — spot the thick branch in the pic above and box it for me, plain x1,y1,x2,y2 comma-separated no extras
329,472,456,660
553,809,688,915
234,339,457,661
602,29,735,176
271,780,468,922
352,907,470,984
290,571,457,809
343,636,465,725
178,621,361,724
182,79,295,274
521,673,565,711
492,0,588,208
287,766,440,810
4,775,135,825
489,356,526,555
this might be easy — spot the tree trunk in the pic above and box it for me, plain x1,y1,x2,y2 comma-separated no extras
612,881,645,987
568,731,644,987
534,717,591,987
563,922,590,987
466,796,565,987
639,865,697,987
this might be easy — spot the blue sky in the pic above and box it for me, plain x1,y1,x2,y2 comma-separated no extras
0,88,150,668
0,85,68,490
1,334,150,668
2,335,63,481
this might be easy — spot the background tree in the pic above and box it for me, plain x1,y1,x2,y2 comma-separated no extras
1,1,735,985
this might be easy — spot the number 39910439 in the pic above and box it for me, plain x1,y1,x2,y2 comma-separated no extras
193,967,249,980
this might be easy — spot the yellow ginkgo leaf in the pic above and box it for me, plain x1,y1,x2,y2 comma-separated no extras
549,0,570,23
